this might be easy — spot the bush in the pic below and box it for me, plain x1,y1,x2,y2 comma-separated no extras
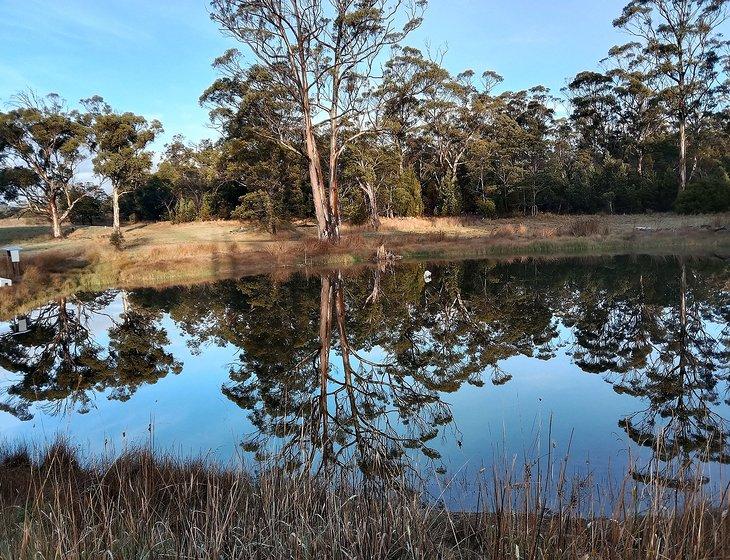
392,169,424,217
475,198,497,218
172,198,197,223
232,190,278,233
675,170,730,214
109,230,124,251
559,217,606,237
199,193,216,221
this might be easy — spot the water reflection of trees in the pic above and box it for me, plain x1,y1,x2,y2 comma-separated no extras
0,292,181,420
146,257,728,481
0,256,728,484
136,263,560,475
566,258,730,484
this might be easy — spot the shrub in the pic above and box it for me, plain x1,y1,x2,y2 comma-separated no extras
392,169,424,217
675,170,730,214
232,190,278,233
199,193,217,221
559,217,606,237
172,198,197,223
109,230,124,250
475,198,497,218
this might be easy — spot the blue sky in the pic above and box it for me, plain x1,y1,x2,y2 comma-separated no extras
1,0,630,148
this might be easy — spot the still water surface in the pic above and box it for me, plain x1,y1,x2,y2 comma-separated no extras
1,255,728,497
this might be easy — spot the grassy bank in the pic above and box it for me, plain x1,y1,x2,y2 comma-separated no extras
1,213,728,318
0,442,726,559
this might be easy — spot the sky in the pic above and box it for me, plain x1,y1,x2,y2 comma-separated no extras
0,0,631,149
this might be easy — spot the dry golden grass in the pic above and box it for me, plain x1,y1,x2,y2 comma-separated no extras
0,214,728,319
0,441,727,560
557,217,610,237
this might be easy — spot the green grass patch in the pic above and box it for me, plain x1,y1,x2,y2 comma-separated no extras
0,226,52,245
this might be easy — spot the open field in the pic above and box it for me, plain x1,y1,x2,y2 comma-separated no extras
0,213,728,318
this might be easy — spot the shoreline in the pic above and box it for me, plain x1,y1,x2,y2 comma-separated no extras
1,214,728,319
0,441,726,559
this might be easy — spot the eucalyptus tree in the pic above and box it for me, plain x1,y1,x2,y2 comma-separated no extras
605,45,666,176
507,86,557,215
157,137,223,220
418,69,495,215
473,93,530,214
376,47,443,171
467,87,555,215
208,0,426,241
201,64,310,225
82,96,162,235
0,92,98,238
340,139,399,228
613,0,730,194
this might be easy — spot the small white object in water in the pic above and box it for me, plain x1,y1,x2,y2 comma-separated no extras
424,270,432,283
15,316,28,334
0,278,12,287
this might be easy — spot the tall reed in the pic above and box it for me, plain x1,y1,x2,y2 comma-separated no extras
0,440,727,559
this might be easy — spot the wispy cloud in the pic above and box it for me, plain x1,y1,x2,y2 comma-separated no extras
1,0,152,47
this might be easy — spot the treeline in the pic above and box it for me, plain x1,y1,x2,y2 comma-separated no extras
1,0,729,241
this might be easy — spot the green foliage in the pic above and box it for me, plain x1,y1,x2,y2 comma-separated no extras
392,169,424,216
199,193,216,221
475,198,497,218
67,187,109,225
675,170,730,214
172,198,197,223
231,190,278,233
0,92,96,234
340,196,369,225
123,175,174,222
83,98,161,196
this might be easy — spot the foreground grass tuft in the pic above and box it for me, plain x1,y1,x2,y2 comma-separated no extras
0,442,727,559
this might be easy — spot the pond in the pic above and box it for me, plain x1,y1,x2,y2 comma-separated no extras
1,255,728,504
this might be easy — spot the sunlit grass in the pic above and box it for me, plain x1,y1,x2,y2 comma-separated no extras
1,214,728,320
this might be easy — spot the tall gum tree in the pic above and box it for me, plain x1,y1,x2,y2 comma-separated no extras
208,0,426,241
83,96,162,235
0,92,96,238
613,0,729,195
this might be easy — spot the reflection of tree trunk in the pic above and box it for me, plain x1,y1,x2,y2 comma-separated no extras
56,298,75,371
318,275,334,463
673,260,690,472
678,259,687,382
365,266,382,306
334,274,366,458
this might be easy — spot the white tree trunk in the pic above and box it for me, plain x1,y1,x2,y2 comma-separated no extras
49,198,62,239
112,187,121,234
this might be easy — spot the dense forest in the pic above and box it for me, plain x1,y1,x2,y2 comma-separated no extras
1,0,729,241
